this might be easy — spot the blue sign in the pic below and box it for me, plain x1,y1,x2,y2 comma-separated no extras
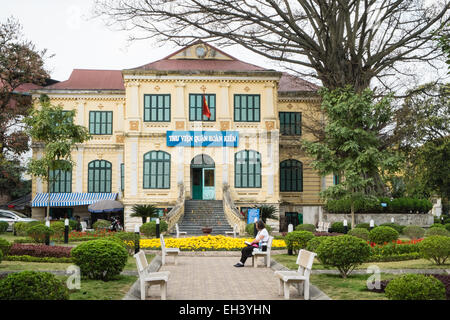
167,131,239,147
247,209,260,224
381,203,387,207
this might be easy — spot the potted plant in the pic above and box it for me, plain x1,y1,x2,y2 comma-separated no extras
201,202,214,235
252,204,279,223
130,204,159,224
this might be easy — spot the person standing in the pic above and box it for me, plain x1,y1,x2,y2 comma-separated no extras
234,220,269,267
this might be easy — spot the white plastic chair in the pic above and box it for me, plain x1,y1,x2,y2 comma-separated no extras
315,221,324,232
134,251,170,300
274,249,317,300
160,234,180,265
80,221,87,232
251,236,274,268
225,224,239,238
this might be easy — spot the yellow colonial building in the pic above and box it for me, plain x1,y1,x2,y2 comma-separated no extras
30,42,333,233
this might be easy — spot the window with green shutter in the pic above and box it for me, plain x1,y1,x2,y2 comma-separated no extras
234,94,260,122
49,167,72,193
189,94,216,121
280,159,303,192
143,94,171,122
235,150,261,188
89,111,113,135
143,151,171,189
87,160,112,193
279,112,301,135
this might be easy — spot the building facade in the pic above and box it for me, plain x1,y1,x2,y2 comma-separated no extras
30,42,332,232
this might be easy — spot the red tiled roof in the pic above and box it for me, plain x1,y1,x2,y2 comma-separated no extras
45,69,125,90
278,72,319,92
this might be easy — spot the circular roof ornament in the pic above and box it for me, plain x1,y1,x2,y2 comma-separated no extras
195,45,207,58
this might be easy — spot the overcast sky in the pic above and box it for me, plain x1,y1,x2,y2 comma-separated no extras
0,0,279,82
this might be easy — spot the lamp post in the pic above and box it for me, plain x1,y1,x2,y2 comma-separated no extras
156,218,160,238
64,218,69,244
369,219,375,231
287,223,293,255
45,219,50,246
343,219,348,234
391,217,395,223
134,224,140,254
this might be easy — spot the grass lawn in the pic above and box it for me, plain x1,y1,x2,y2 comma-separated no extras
272,254,449,271
54,275,138,300
0,233,28,243
310,273,401,300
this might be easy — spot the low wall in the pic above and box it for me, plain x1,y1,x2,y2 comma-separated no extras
322,212,434,227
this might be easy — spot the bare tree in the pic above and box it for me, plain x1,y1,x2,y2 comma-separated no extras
94,0,449,92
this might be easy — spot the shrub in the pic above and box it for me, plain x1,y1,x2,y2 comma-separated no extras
445,223,450,232
71,239,128,281
113,232,140,255
92,219,110,230
0,249,2,263
347,228,370,240
295,224,316,233
418,236,450,265
0,271,69,300
9,243,72,258
430,223,446,229
140,221,169,237
379,223,404,234
403,225,425,239
0,238,11,256
4,255,73,263
330,221,351,233
369,226,399,245
284,231,315,253
50,221,66,239
0,221,9,233
425,228,450,237
14,221,43,236
316,235,371,278
27,224,54,243
325,197,432,213
355,223,372,230
385,274,446,300
305,237,329,263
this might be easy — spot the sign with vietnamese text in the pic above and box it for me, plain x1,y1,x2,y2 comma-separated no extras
167,131,239,147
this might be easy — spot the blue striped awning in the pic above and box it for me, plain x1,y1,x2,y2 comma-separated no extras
31,193,118,207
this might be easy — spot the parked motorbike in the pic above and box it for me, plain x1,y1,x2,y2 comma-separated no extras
109,216,123,232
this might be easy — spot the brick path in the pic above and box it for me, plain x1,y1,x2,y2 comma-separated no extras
145,256,304,300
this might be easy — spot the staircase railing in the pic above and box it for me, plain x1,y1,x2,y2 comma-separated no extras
222,183,246,235
163,183,185,233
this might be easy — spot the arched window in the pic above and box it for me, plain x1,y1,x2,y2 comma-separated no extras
143,151,171,189
235,150,261,188
280,159,303,192
49,165,72,193
88,160,112,193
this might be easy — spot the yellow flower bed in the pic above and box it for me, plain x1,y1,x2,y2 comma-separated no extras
137,235,286,251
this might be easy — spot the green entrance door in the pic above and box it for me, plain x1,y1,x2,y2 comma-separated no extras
192,168,203,200
191,154,215,200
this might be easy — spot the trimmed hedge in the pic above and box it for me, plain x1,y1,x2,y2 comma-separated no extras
330,221,351,233
113,232,140,256
425,228,450,237
402,225,425,239
27,224,54,243
4,255,73,263
418,236,450,265
295,224,316,233
0,221,9,233
140,221,169,237
284,231,315,253
368,252,421,262
355,223,375,230
325,197,432,214
14,221,43,236
71,239,128,281
379,223,404,234
445,224,450,232
385,274,446,300
245,223,272,236
316,235,372,278
0,238,11,256
0,271,69,300
347,228,370,240
9,243,72,258
369,226,399,245
430,223,446,229
92,219,110,230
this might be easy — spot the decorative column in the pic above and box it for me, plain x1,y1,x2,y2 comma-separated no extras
75,99,86,126
75,147,84,193
128,138,139,197
117,153,123,195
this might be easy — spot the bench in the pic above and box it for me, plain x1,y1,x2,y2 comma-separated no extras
160,234,180,265
134,251,170,300
225,224,238,238
175,223,187,238
274,249,316,300
251,236,274,268
316,221,330,232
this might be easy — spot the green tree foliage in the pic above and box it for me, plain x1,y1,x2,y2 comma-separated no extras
24,95,91,220
302,87,402,228
252,204,278,223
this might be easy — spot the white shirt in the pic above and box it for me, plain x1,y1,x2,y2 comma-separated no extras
256,228,269,244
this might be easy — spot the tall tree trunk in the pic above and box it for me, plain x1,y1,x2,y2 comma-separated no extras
142,217,147,224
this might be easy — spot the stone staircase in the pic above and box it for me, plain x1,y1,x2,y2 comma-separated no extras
176,200,234,235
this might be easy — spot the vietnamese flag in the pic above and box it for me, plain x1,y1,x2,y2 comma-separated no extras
202,94,211,119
